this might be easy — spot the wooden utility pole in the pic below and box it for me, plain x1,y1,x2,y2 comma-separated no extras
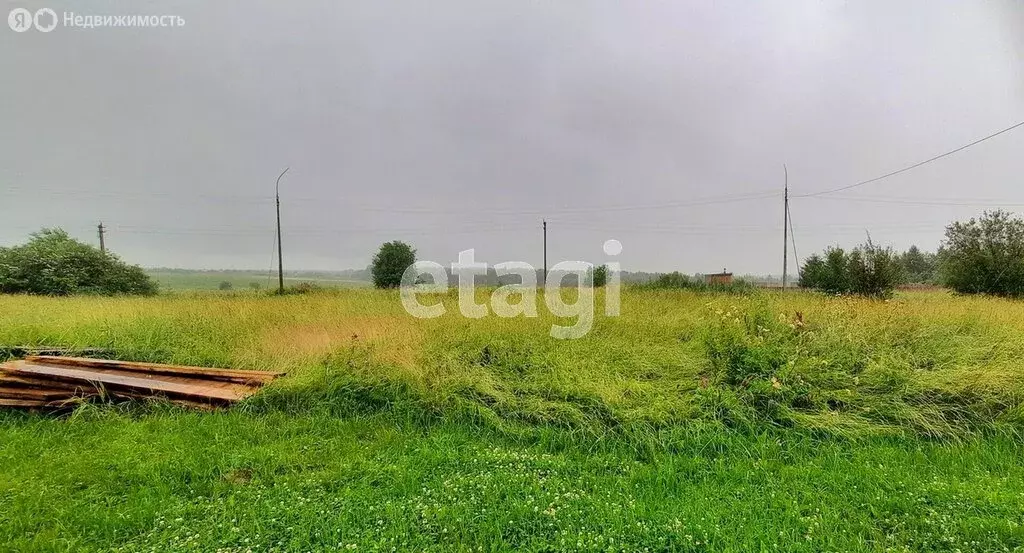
97,222,106,253
782,164,789,289
275,167,289,295
543,219,548,282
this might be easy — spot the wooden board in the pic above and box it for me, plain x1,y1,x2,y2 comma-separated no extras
0,372,90,391
26,356,284,384
0,386,80,401
0,356,282,411
0,398,53,408
1,361,256,403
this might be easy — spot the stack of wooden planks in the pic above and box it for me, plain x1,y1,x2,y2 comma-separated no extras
0,356,284,411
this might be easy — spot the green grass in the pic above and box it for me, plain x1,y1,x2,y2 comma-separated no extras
1,289,1023,551
1,410,1022,552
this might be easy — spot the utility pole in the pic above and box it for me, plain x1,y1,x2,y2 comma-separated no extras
782,164,789,290
97,222,106,253
275,167,289,295
542,219,548,283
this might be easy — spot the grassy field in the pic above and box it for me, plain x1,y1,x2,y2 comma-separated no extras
1,289,1022,551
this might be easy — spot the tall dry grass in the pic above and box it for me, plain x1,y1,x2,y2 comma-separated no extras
1,288,1021,440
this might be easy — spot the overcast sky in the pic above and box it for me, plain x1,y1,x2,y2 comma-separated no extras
2,0,1022,275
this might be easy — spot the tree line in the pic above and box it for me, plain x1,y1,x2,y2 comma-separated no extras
799,210,1024,298
2,210,1022,298
0,229,155,295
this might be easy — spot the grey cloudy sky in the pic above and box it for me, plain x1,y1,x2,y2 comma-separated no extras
2,0,1022,275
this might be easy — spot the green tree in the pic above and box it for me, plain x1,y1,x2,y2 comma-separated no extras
846,238,904,299
798,254,826,289
821,246,852,295
218,281,233,291
940,210,1024,297
899,245,938,284
0,228,156,296
592,264,608,287
801,241,903,298
371,241,416,289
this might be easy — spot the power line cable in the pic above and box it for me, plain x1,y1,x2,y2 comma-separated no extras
324,191,782,215
548,222,944,236
7,186,779,214
787,200,800,275
107,224,538,237
10,120,1022,212
11,219,951,238
795,119,1024,198
549,219,946,231
805,194,1024,207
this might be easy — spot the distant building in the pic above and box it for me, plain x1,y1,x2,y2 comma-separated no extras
704,268,733,285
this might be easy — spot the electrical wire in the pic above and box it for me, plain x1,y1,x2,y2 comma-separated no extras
787,200,800,276
795,119,1024,198
9,119,1022,216
802,194,1024,207
6,186,780,214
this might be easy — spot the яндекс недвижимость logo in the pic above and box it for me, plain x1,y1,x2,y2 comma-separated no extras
8,8,57,32
8,8,184,32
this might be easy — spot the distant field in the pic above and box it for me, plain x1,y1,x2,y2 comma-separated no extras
0,288,1022,551
145,270,370,291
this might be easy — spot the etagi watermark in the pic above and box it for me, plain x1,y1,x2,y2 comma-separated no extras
400,239,623,340
8,8,184,33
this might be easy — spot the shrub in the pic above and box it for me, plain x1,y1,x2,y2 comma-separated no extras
268,281,323,296
371,241,416,289
940,210,1024,297
847,238,904,299
291,281,321,294
800,240,903,298
218,281,233,291
0,228,156,296
648,271,693,289
639,271,756,294
591,264,608,287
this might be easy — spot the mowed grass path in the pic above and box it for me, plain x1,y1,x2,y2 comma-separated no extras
2,412,1021,552
1,289,1023,551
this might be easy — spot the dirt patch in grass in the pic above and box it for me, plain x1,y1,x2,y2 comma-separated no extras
258,315,424,370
